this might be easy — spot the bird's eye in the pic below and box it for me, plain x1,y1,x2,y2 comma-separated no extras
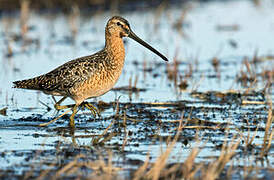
116,22,122,26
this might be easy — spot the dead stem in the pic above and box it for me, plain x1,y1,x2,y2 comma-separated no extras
202,135,241,180
20,0,30,38
260,96,273,157
145,117,184,180
68,3,80,41
91,121,114,145
122,110,128,152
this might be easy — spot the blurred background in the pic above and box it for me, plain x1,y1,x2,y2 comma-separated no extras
0,0,273,179
1,0,190,11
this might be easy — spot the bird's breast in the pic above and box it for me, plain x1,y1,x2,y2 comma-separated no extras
71,56,125,104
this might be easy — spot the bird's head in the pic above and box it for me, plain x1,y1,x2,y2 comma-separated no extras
106,16,131,38
106,16,168,62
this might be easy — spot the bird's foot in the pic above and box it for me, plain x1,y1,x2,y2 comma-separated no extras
80,102,101,118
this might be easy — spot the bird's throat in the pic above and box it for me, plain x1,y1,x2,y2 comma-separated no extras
105,36,125,60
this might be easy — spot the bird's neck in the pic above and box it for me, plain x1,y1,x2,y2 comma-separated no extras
105,33,125,64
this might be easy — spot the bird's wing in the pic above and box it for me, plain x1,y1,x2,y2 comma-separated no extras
13,50,108,93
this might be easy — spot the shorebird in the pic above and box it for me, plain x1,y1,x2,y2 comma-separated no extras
13,16,168,128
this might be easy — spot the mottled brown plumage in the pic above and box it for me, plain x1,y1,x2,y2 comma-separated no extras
14,49,122,104
13,16,168,128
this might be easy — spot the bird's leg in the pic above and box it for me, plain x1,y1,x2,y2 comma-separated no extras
37,97,74,127
53,97,69,110
38,108,71,127
52,97,99,127
82,102,101,117
69,104,79,129
53,97,76,110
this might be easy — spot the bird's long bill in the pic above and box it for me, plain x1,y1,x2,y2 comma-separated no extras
128,31,168,61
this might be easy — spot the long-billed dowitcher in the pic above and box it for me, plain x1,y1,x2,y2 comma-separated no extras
13,16,168,128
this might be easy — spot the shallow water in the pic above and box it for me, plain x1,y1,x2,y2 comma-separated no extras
0,0,273,179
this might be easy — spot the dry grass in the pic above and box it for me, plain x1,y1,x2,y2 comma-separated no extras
0,0,177,11
260,96,273,158
36,152,121,180
129,122,242,180
201,136,241,180
46,96,271,180
11,122,270,180
20,0,30,38
67,3,80,42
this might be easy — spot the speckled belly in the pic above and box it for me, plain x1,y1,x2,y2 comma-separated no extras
70,66,123,105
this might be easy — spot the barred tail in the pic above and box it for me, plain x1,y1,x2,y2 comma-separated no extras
13,78,40,90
